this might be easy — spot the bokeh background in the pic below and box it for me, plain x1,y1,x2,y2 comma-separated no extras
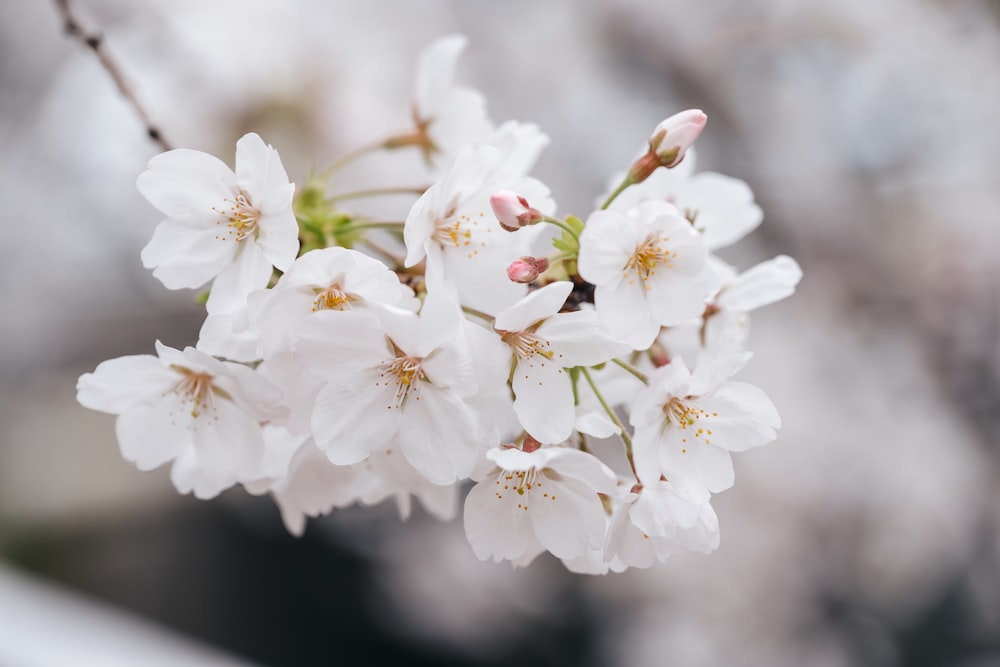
1,1,999,665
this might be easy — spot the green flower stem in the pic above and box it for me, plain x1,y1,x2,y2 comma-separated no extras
579,367,637,478
341,221,406,233
542,216,580,243
612,357,649,385
328,185,428,203
599,175,635,210
317,140,388,179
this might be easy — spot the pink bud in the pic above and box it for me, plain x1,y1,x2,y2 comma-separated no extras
490,190,543,232
506,256,549,283
648,109,707,168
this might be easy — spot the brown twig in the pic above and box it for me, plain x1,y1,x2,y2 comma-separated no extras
54,0,173,151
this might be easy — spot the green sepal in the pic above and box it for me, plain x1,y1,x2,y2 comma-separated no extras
551,215,584,257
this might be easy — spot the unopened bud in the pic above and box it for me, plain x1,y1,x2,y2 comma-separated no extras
506,256,549,283
490,190,543,232
648,109,706,169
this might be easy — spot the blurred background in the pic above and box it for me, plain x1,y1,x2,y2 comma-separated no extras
1,0,999,665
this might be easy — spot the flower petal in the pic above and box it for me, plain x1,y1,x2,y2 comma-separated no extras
137,148,236,219
512,362,574,444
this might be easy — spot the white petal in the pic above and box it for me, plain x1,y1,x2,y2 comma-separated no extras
512,363,575,444
141,221,233,290
577,210,635,287
594,281,659,350
235,133,293,215
493,281,573,333
137,148,236,219
718,255,802,313
206,242,274,315
256,205,299,272
684,172,763,251
464,474,539,562
184,399,266,499
414,35,467,116
293,310,388,379
115,398,189,471
544,448,618,494
311,367,402,464
690,382,780,452
197,313,260,362
77,354,175,414
659,428,734,493
530,474,607,560
396,386,481,485
536,310,630,367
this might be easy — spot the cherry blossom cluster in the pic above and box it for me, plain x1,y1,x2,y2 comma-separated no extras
77,35,801,573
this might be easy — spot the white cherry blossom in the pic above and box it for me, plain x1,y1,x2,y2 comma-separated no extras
463,445,618,565
403,124,554,314
137,133,298,315
577,200,721,349
293,295,488,486
410,34,492,169
493,281,630,443
630,353,780,493
76,341,285,499
606,479,719,569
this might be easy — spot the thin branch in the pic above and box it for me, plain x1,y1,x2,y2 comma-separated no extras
54,0,173,151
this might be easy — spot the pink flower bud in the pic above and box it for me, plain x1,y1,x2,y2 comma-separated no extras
506,256,549,283
490,190,543,232
648,109,707,169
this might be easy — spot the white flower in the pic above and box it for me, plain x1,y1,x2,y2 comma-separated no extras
606,479,719,569
410,34,492,168
604,149,763,253
630,353,780,493
76,341,285,499
293,296,488,486
493,281,630,443
463,446,617,564
403,134,553,314
137,133,298,315
577,200,720,350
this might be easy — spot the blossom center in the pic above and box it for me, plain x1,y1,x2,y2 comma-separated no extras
493,467,557,509
624,235,678,288
500,331,555,362
664,396,718,448
433,205,490,258
379,354,427,408
214,190,261,242
312,285,352,312
168,366,223,419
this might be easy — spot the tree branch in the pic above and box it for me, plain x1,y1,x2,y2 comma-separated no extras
54,0,173,151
